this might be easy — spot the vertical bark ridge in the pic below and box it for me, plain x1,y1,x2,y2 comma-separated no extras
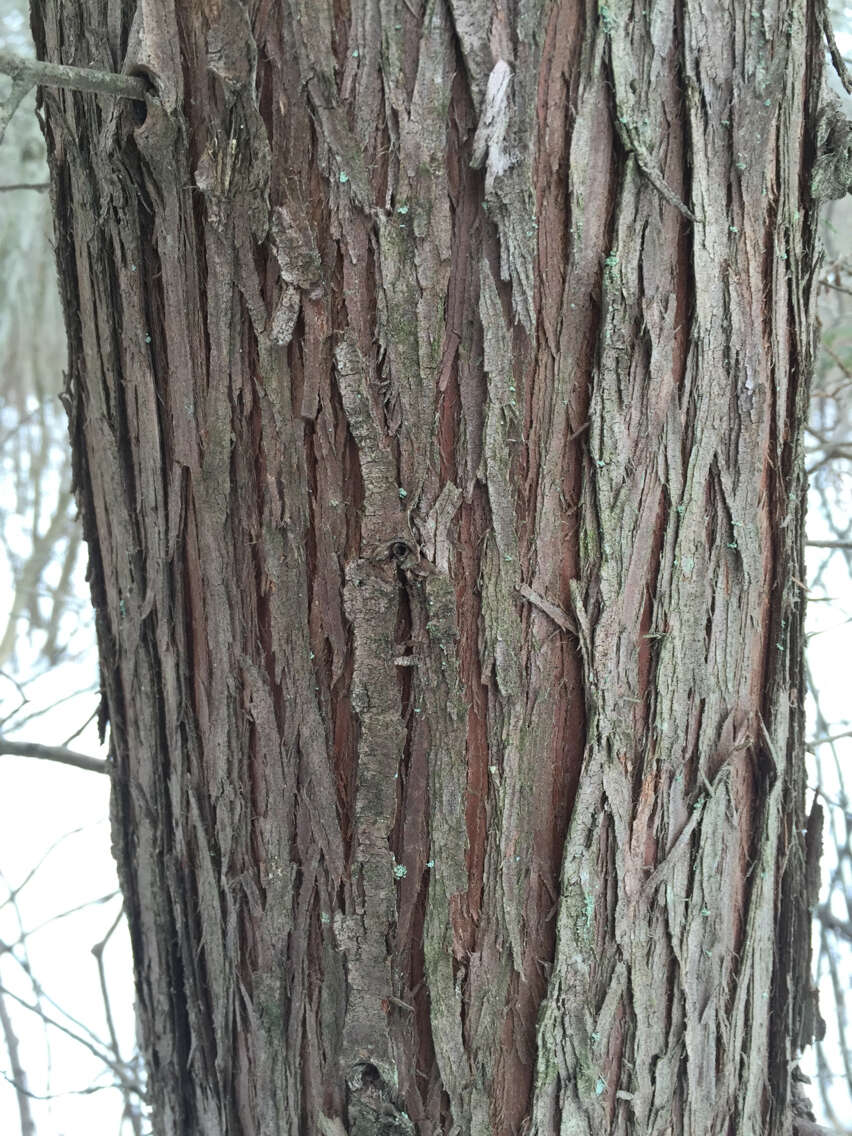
531,3,818,1135
32,0,820,1132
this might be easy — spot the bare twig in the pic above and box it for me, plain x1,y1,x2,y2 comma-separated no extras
0,1072,126,1101
2,684,99,732
0,987,36,1136
0,737,107,774
0,182,49,192
820,279,852,298
807,730,852,751
807,451,852,477
0,829,91,903
0,50,149,145
15,893,120,942
821,1,852,93
0,51,148,101
820,342,852,384
817,906,852,945
92,906,143,1136
62,704,100,748
0,985,145,1098
92,913,125,1063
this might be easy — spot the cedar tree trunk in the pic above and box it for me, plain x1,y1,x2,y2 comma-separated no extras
31,0,829,1133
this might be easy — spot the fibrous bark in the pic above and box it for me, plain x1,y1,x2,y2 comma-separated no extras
31,0,824,1133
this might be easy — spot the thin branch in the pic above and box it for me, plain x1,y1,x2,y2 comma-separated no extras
808,730,852,751
0,70,33,146
807,540,852,550
92,906,143,1136
0,182,49,192
0,672,28,728
0,738,107,774
821,341,852,384
820,279,852,298
0,50,149,145
808,786,852,820
0,987,37,1136
2,682,99,733
0,51,149,101
0,877,54,1082
62,704,100,748
1,943,123,1059
818,924,852,1114
16,893,121,941
817,905,852,944
807,451,852,477
822,1,852,93
0,828,91,903
92,909,125,1059
0,1070,124,1101
0,985,145,1099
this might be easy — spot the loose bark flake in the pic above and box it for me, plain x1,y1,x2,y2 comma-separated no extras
31,0,827,1133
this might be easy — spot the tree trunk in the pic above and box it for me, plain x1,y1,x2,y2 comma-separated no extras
31,0,823,1132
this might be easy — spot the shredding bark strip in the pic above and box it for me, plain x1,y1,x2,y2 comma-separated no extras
29,0,830,1132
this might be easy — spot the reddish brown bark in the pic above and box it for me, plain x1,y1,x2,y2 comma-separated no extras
32,0,827,1133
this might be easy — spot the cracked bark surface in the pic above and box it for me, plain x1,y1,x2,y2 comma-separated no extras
32,0,825,1132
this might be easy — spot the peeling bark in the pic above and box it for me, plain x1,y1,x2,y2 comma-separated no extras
32,0,825,1132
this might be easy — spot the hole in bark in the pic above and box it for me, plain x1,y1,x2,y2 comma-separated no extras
126,66,158,125
347,1061,385,1094
359,1063,380,1087
129,97,147,126
390,540,411,562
